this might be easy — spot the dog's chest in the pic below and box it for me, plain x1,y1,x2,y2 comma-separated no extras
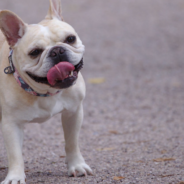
25,96,65,123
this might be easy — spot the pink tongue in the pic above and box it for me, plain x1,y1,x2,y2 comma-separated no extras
47,62,75,86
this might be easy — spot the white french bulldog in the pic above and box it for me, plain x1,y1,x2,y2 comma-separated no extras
0,0,92,183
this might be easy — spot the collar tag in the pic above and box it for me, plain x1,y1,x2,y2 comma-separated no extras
4,49,15,74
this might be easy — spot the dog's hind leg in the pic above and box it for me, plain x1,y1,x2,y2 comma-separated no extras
62,104,93,177
1,118,26,184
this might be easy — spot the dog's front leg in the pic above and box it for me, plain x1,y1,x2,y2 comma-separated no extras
62,104,92,177
1,118,26,184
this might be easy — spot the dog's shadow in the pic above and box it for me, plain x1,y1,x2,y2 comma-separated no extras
0,167,8,182
0,167,68,183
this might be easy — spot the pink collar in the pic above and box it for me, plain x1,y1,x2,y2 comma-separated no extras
4,49,60,97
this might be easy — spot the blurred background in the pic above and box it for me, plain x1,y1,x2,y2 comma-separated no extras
0,0,184,183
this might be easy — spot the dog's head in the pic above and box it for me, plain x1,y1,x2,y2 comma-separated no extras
0,0,85,94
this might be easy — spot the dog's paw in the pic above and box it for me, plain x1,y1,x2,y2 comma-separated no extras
68,162,93,177
66,155,93,177
1,173,26,184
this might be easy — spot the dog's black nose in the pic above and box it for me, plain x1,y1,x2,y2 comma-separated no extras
49,47,68,64
50,47,65,58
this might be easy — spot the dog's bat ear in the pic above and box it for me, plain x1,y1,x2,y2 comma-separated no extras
46,0,63,21
0,10,26,47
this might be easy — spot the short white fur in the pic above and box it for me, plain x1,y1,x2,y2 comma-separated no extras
0,0,92,183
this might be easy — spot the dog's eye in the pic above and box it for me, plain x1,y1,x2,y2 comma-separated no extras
29,49,43,57
66,36,76,44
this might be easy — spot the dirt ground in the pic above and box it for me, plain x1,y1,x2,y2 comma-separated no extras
0,0,184,184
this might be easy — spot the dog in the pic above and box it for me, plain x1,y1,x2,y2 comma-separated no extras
0,0,92,183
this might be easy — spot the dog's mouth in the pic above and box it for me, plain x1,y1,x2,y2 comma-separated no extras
27,59,83,89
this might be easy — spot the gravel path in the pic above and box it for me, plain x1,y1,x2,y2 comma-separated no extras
0,0,184,183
